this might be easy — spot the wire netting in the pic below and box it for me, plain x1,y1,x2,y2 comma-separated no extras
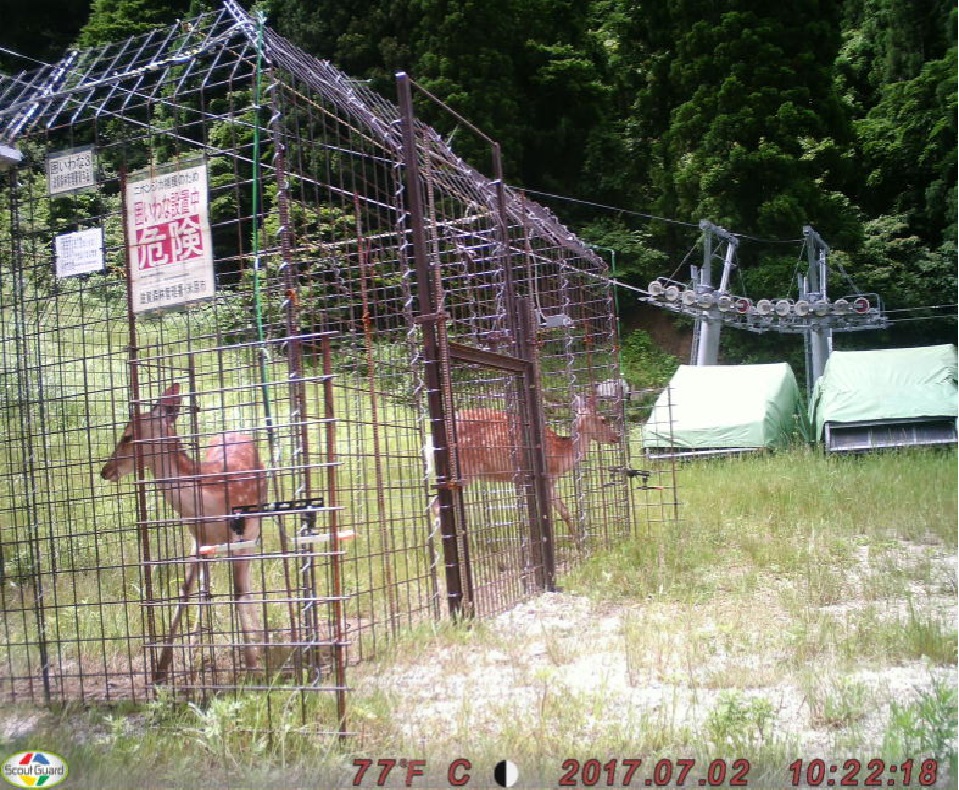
0,0,666,734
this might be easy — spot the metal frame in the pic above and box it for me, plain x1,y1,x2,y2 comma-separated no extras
0,1,635,735
823,417,959,453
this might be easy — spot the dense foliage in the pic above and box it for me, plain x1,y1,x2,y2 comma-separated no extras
2,0,955,357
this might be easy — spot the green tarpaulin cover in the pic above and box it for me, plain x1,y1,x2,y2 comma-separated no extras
642,363,801,451
809,344,959,440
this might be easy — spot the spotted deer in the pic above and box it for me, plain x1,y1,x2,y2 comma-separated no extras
451,394,620,530
101,384,266,677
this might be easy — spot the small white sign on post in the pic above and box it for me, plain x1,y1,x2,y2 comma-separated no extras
54,227,105,278
47,146,96,195
125,160,215,313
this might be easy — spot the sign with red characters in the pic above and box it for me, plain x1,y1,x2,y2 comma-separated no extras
125,160,215,312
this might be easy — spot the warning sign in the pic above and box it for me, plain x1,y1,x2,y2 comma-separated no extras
47,146,96,196
125,161,215,313
54,227,104,278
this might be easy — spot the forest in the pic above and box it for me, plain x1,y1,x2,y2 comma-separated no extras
2,0,956,379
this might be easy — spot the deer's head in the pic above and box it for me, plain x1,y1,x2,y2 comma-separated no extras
101,384,182,482
572,394,620,446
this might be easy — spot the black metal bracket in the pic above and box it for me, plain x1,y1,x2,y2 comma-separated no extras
231,496,326,516
231,496,328,538
608,466,665,490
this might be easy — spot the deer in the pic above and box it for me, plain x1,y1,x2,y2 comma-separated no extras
446,394,620,532
101,383,266,680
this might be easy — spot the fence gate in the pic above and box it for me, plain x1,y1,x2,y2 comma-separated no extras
444,342,554,615
398,76,561,617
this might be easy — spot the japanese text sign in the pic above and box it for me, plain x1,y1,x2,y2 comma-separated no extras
55,227,104,278
47,146,96,196
125,161,215,312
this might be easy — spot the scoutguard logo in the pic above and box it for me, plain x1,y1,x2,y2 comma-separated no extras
2,752,68,788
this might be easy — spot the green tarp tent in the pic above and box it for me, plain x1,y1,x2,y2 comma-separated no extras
809,344,958,451
642,363,801,457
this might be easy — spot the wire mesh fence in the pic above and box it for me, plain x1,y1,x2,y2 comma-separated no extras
625,386,683,539
0,0,672,735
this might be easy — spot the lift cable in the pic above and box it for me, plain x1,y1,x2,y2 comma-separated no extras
523,186,806,245
0,46,52,69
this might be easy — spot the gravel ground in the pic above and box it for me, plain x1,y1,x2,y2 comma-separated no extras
366,542,957,786
1,542,955,789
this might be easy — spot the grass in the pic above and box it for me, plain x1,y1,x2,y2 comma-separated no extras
2,441,956,787
703,691,776,752
801,672,870,730
882,677,958,766
568,446,956,600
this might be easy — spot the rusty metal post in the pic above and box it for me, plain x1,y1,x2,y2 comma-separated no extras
321,336,348,735
516,298,556,590
119,167,160,685
396,71,466,616
489,145,556,591
269,71,329,709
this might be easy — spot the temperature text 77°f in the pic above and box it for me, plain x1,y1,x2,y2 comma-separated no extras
352,758,473,787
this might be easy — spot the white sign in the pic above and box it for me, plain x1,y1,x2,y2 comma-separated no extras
125,161,215,313
54,227,104,278
47,146,96,195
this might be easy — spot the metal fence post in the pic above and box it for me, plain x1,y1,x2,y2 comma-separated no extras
396,72,466,617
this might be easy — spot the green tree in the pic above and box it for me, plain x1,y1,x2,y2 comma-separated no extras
78,0,200,48
657,2,858,247
20,0,951,352
511,0,611,196
268,0,412,91
836,0,957,344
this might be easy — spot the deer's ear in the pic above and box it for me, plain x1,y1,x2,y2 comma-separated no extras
154,384,181,420
572,394,585,414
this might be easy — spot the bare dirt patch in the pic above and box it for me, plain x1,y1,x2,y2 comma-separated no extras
365,539,958,773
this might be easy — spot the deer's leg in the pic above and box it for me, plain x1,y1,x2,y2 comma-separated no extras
154,557,201,683
231,553,261,672
549,483,574,534
198,553,212,600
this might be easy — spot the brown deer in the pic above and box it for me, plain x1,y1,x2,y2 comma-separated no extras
101,383,266,678
451,394,620,530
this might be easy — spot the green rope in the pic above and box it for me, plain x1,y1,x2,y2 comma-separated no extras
250,11,274,439
590,244,626,382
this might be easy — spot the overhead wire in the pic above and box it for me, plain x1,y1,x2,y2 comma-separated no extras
528,186,955,321
523,185,805,244
521,186,700,230
667,241,700,282
0,46,53,69
884,304,957,314
883,315,958,325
